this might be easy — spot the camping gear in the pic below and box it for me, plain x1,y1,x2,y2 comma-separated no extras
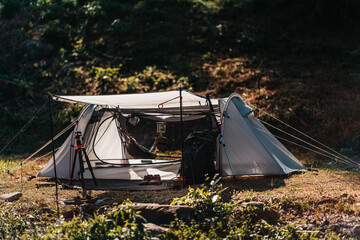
69,131,97,187
183,130,216,184
140,175,153,185
38,90,305,189
148,174,161,185
155,121,168,147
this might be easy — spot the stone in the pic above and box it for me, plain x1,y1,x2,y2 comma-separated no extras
133,203,194,224
144,223,169,236
0,192,22,202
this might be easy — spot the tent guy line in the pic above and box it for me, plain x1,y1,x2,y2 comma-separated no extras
250,103,355,165
0,103,46,155
9,120,76,173
251,125,359,168
259,120,359,167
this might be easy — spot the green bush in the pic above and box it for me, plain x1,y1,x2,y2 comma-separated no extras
125,66,190,93
0,200,150,239
165,184,324,239
46,201,150,240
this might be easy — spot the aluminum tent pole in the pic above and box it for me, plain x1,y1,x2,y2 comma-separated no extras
48,95,60,218
206,94,235,180
179,88,185,185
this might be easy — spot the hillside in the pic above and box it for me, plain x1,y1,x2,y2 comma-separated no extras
0,0,359,156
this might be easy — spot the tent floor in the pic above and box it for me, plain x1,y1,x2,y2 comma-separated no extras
70,179,173,191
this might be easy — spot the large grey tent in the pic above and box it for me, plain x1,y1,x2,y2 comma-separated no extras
38,90,305,182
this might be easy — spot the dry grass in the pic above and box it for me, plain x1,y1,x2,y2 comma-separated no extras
1,155,360,237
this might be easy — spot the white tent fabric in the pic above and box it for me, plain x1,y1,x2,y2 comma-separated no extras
38,103,181,181
219,93,305,176
39,104,96,179
84,160,180,180
53,90,217,110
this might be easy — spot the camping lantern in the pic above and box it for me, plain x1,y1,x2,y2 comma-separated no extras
156,122,168,147
156,122,166,135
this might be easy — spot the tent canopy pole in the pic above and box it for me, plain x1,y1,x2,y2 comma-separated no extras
48,95,60,218
179,88,184,183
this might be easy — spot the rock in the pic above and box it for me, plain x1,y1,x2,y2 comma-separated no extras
351,224,360,239
0,192,22,202
241,201,280,224
133,203,194,224
144,223,169,236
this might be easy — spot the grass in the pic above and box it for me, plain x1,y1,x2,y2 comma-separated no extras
0,155,359,238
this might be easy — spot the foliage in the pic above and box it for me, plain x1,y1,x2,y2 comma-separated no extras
167,184,322,239
88,65,122,94
125,66,190,93
46,203,150,239
0,203,40,239
0,200,150,239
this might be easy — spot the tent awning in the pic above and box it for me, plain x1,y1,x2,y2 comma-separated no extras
53,90,218,111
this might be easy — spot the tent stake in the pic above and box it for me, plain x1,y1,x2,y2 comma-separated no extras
48,95,60,218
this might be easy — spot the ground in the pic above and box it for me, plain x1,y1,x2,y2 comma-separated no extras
0,155,359,239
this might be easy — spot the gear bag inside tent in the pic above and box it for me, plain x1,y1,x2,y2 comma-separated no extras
38,90,305,189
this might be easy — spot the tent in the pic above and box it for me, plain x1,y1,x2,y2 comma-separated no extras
217,93,305,176
38,90,305,183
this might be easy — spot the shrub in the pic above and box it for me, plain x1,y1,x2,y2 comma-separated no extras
46,201,150,240
166,184,323,239
125,66,190,93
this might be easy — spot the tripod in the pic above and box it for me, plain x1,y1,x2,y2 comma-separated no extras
69,132,97,190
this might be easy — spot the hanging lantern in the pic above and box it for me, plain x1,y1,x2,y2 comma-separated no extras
156,122,167,147
156,122,166,134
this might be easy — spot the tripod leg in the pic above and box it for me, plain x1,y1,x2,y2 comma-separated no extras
78,151,85,192
82,148,97,186
69,150,78,185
